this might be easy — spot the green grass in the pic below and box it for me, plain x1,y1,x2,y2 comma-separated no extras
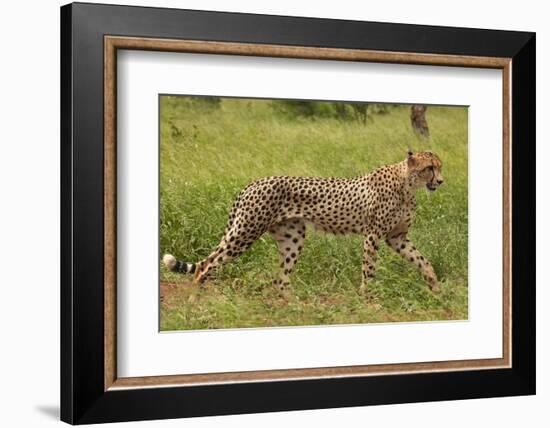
159,96,468,331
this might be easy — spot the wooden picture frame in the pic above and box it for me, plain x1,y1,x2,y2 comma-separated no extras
61,2,535,424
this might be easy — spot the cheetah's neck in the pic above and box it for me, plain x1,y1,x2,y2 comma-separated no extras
397,160,417,203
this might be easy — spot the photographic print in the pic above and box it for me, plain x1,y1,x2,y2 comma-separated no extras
159,95,468,331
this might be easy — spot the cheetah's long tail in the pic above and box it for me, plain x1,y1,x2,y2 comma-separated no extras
162,254,196,274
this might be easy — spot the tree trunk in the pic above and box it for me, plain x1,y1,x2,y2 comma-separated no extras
410,105,429,138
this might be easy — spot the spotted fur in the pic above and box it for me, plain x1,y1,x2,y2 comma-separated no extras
163,151,444,293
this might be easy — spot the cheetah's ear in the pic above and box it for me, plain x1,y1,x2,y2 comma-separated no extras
407,150,414,157
407,152,418,170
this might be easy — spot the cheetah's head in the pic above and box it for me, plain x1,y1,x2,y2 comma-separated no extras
407,151,444,192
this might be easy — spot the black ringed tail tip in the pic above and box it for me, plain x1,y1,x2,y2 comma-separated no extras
174,260,195,274
163,254,196,274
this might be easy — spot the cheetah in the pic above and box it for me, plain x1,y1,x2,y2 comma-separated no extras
163,151,444,293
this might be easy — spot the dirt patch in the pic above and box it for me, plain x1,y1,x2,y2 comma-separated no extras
160,281,194,304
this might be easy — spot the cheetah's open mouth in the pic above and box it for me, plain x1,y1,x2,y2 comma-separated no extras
426,183,437,192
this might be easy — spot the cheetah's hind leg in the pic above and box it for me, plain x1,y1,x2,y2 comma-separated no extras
163,221,262,287
268,218,306,297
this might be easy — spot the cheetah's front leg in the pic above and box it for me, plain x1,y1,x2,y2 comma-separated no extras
360,232,381,293
386,234,440,293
